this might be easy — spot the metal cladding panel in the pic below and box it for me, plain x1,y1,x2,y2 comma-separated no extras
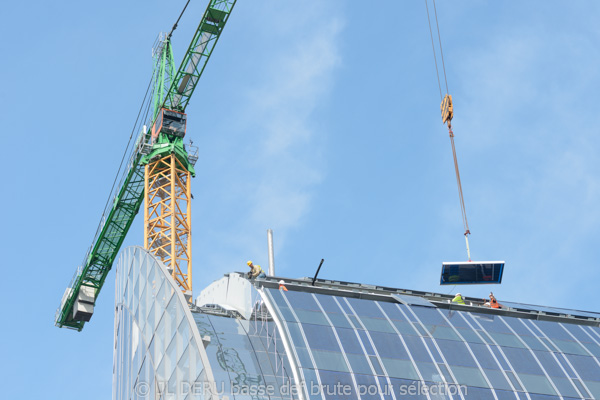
265,287,600,400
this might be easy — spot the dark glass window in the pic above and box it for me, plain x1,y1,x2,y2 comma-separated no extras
357,330,375,355
484,369,514,391
302,323,340,352
501,347,543,375
403,335,435,363
436,339,478,367
369,331,409,359
469,342,501,370
531,320,575,341
346,298,385,318
565,354,600,381
317,370,357,400
336,328,364,355
440,262,504,285
411,307,449,327
283,291,321,311
314,294,344,314
378,302,410,322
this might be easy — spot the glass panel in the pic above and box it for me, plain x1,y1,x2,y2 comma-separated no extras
380,358,419,380
504,371,522,391
327,313,352,329
357,330,375,355
294,309,330,326
284,291,321,311
532,320,576,341
551,377,581,398
440,261,504,285
469,343,501,370
369,331,410,359
551,339,589,356
463,387,495,400
416,362,443,382
358,316,395,333
429,325,461,341
455,328,486,344
435,339,478,367
488,332,527,349
520,335,548,351
354,373,380,400
517,373,556,396
437,363,454,383
471,314,513,334
531,351,566,378
346,298,385,318
370,356,384,376
314,294,344,313
571,378,590,398
484,369,514,391
403,335,435,363
301,368,322,400
565,354,600,381
378,302,410,322
494,389,520,400
411,307,449,326
390,319,420,336
451,365,488,388
311,350,349,372
391,294,435,308
336,328,365,355
388,378,428,400
317,370,357,400
302,323,341,352
500,346,543,375
346,353,373,375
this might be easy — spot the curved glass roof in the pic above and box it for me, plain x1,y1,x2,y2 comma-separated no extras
113,248,600,400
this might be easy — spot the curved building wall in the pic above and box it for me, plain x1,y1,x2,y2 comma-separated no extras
113,246,219,400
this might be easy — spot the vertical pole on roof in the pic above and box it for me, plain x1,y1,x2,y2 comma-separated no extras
267,229,275,276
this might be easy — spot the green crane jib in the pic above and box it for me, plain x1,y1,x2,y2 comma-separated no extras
55,0,237,331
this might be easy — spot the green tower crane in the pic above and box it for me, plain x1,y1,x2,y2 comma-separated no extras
55,0,237,332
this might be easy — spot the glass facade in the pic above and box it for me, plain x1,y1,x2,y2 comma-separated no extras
114,247,600,400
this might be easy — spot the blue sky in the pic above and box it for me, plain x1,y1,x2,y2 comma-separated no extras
1,1,599,398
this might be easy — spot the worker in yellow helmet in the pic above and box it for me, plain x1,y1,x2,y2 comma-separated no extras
452,293,466,305
247,261,266,279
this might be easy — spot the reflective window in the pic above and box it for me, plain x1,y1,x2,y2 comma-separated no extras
369,331,410,359
435,339,478,367
302,323,341,352
517,373,557,396
336,328,365,355
565,354,600,381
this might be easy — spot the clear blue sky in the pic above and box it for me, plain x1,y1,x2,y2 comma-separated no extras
1,1,599,398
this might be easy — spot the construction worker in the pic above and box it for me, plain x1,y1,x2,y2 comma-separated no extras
278,280,288,291
247,261,266,279
484,292,502,309
452,293,465,305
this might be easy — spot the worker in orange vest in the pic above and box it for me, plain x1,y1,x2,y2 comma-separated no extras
484,292,502,309
278,280,288,291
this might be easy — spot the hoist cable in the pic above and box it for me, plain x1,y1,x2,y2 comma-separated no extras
432,0,449,95
424,0,443,101
425,0,472,256
449,127,469,235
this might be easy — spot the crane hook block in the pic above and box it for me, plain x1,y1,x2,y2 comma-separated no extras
441,94,453,124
